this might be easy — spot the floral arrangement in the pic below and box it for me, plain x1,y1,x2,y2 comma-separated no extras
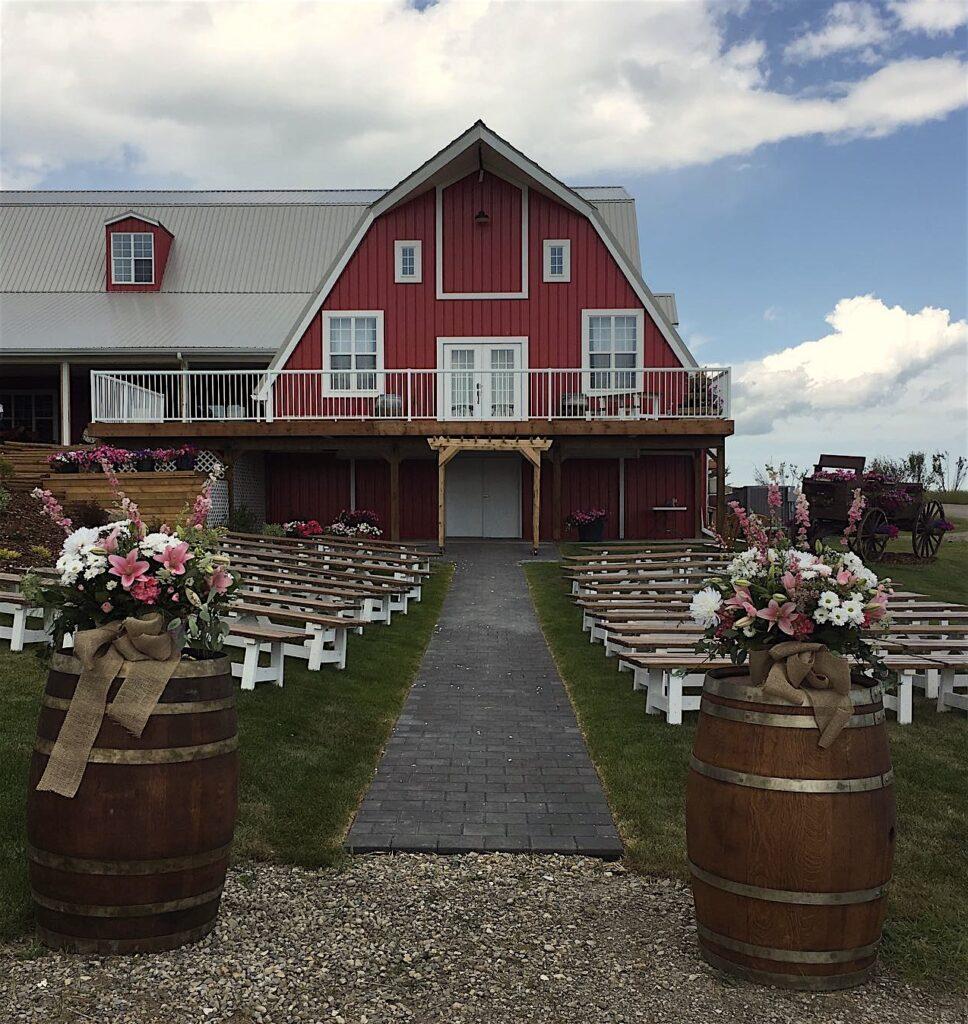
46,445,202,473
565,508,607,529
26,470,237,654
327,509,383,538
283,519,324,538
808,468,916,514
691,480,893,682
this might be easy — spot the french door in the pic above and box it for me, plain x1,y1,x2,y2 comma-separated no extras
440,340,526,420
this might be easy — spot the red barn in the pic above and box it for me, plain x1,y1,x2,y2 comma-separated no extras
0,122,732,545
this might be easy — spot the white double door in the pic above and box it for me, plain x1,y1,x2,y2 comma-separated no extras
446,456,521,538
440,340,526,420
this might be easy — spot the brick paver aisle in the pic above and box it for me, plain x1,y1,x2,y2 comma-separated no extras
348,542,623,856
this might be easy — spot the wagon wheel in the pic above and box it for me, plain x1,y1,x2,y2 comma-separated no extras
849,506,889,563
913,499,946,559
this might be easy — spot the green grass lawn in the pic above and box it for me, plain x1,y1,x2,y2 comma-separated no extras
0,564,452,943
526,551,968,991
883,536,968,604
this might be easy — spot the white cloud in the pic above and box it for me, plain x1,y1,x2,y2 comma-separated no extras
0,2,965,189
890,0,968,34
729,296,968,479
763,307,779,321
784,2,890,62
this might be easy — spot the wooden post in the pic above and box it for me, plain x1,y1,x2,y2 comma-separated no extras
551,445,562,542
437,456,446,553
716,440,726,536
532,454,541,555
388,449,401,542
693,449,704,538
59,362,71,445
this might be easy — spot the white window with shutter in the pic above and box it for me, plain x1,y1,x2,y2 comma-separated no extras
394,240,422,283
543,239,571,282
322,311,384,395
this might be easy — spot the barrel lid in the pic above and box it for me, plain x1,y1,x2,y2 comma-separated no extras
704,669,882,707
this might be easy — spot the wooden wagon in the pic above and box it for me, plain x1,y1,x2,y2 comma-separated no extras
803,454,948,562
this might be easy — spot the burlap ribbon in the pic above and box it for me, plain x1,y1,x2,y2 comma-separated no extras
36,612,181,798
748,642,854,749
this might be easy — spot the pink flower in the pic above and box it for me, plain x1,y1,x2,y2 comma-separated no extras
154,540,194,575
725,587,757,617
101,526,122,554
208,565,234,595
130,575,162,605
866,592,889,622
171,593,180,602
836,569,854,586
756,599,798,636
791,613,815,637
780,571,798,596
767,482,782,511
842,488,866,547
108,549,151,590
101,601,113,613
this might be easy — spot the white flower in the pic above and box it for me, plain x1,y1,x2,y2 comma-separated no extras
83,559,106,580
56,553,84,584
105,580,118,590
62,526,101,559
842,599,865,624
818,590,840,610
690,587,723,628
140,532,180,556
842,551,864,573
829,607,850,627
743,626,757,638
813,608,830,625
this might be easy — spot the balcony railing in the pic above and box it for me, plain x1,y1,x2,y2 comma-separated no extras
90,367,731,424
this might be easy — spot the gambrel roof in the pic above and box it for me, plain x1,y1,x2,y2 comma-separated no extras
0,123,681,360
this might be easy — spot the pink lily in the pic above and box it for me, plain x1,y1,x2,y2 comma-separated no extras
154,540,194,576
755,599,798,636
108,549,151,590
780,571,798,596
836,569,854,586
208,565,234,595
865,592,889,622
101,526,122,554
724,587,757,617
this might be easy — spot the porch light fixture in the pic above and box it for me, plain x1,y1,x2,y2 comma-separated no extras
474,209,490,225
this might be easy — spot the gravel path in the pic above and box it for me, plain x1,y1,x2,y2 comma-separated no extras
1,856,963,1024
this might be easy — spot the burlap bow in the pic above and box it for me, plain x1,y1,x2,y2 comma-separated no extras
36,612,181,798
748,642,853,749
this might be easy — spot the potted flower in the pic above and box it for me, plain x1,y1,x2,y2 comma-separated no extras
23,472,240,953
566,507,607,542
131,448,156,473
327,509,383,538
283,519,324,538
47,452,79,474
174,444,199,471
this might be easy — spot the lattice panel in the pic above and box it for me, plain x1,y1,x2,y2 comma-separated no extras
231,452,266,528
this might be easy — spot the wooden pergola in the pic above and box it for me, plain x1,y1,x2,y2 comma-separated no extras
427,437,553,554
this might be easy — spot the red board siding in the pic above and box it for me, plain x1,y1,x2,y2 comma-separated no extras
441,172,522,294
353,459,390,530
624,454,696,540
265,453,349,524
284,181,683,373
561,459,621,540
105,216,173,293
399,459,438,539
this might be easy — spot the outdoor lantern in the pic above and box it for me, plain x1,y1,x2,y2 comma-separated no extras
474,209,490,225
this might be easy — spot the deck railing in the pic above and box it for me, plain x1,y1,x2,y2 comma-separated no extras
90,367,731,424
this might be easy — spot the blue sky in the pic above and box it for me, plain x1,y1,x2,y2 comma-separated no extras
2,0,966,478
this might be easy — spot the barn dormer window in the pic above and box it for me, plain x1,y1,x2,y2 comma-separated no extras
543,239,571,282
394,240,422,283
111,232,154,284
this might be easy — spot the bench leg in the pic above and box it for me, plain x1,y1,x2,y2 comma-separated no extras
334,627,347,671
270,640,285,687
645,671,661,715
924,668,940,700
667,674,683,725
240,639,260,691
887,672,914,725
306,626,324,671
9,609,26,652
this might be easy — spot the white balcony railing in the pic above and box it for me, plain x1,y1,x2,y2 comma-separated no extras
90,367,731,424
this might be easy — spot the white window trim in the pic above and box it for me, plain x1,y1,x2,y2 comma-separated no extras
543,239,571,283
321,310,385,397
110,231,155,285
435,176,528,300
394,239,422,283
435,336,530,421
581,309,644,395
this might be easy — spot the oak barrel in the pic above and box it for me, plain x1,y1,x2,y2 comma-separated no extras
26,652,238,954
685,666,895,990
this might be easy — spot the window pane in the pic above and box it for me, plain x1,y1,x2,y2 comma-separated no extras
588,316,612,351
112,234,131,257
113,258,131,282
549,245,564,275
329,317,352,343
614,353,636,369
330,354,352,369
354,317,377,342
400,245,415,276
356,373,377,391
133,233,153,257
590,371,611,390
331,373,351,390
133,259,153,283
589,353,611,369
355,354,377,370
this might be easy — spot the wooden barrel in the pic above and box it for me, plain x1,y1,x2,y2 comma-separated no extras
685,666,895,991
26,652,238,954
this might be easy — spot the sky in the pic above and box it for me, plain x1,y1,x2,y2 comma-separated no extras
1,0,966,480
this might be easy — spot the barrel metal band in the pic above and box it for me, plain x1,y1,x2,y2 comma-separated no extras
699,699,885,730
34,736,238,765
703,676,881,707
31,884,224,918
27,842,233,876
42,695,236,717
699,947,876,991
689,755,894,793
697,924,880,964
687,859,889,906
35,921,216,953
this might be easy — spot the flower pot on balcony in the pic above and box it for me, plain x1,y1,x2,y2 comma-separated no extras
577,520,605,542
374,393,403,417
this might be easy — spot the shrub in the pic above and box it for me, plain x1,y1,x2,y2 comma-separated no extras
62,499,111,528
227,504,256,533
0,457,13,483
29,544,53,561
261,523,285,537
0,547,21,563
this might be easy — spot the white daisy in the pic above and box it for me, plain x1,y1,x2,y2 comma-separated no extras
818,590,840,610
829,607,850,627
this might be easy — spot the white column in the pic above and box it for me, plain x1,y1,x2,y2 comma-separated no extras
59,362,71,445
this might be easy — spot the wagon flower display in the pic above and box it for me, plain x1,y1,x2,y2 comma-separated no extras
691,483,893,748
327,509,383,538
